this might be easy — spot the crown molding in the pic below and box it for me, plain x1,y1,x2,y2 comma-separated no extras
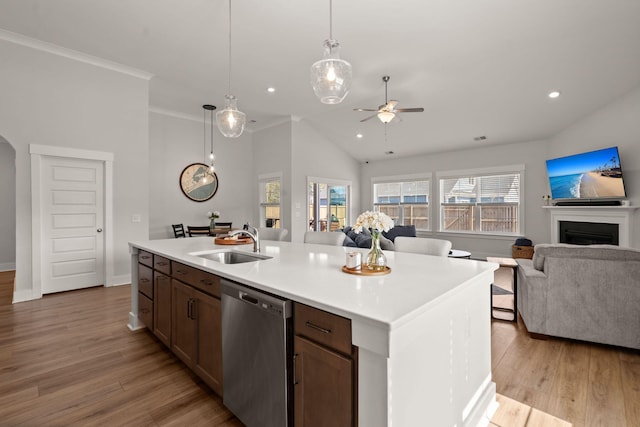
149,106,201,123
0,29,153,81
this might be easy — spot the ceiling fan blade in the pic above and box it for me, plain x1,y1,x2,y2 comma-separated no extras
386,100,399,110
353,108,379,112
395,107,425,113
360,114,378,122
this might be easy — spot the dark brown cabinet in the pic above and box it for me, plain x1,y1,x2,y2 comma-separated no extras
153,272,172,347
293,303,356,427
171,277,223,395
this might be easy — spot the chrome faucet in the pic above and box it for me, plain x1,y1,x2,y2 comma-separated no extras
229,224,260,253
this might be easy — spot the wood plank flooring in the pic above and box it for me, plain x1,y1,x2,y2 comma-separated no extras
492,316,640,427
0,282,630,426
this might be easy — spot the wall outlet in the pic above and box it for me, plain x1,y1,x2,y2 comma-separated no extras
132,214,141,223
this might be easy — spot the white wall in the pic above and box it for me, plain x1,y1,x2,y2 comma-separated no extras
360,140,550,259
0,139,16,271
252,121,292,238
292,120,362,243
548,84,640,248
0,38,150,300
149,111,254,239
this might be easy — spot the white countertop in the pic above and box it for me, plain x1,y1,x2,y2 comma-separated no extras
129,237,497,334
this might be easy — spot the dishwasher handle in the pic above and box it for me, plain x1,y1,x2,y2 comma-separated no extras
240,292,259,305
221,279,292,319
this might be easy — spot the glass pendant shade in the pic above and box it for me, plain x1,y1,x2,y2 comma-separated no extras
216,94,246,138
377,111,395,123
310,39,352,104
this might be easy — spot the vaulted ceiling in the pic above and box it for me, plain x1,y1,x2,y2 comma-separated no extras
1,0,639,161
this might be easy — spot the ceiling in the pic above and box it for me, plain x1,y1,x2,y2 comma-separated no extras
1,0,639,162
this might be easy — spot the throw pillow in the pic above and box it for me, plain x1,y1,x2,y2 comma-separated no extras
383,224,417,242
342,234,357,247
379,234,395,250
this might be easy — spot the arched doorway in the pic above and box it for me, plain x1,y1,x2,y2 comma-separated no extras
0,137,16,305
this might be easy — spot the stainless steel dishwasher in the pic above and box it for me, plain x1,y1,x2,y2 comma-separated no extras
221,279,293,427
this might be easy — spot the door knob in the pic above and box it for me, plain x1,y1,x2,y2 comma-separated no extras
97,228,103,232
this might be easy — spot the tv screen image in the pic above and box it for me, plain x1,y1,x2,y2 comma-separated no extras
545,146,626,200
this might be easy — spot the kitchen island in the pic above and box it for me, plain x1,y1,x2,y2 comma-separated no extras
129,237,498,427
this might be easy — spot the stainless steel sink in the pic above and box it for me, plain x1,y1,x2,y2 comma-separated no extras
195,250,272,264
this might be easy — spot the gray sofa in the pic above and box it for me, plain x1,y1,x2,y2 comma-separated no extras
516,243,640,350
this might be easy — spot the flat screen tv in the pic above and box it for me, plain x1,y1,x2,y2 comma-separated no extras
545,146,627,202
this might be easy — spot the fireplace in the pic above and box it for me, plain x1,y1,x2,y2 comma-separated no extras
546,206,637,247
559,221,619,245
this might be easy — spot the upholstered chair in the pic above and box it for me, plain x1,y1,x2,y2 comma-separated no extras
304,231,346,246
394,236,452,257
258,227,289,241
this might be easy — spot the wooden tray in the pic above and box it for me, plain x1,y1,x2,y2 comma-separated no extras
214,236,253,245
341,265,391,276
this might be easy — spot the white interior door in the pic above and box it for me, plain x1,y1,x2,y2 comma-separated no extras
41,156,104,294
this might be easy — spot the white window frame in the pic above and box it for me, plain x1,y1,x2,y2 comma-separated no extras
307,176,351,232
258,172,282,229
371,173,432,231
436,164,525,237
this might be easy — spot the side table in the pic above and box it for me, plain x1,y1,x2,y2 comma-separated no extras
448,249,471,259
486,257,518,322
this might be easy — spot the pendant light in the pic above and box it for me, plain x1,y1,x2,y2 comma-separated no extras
217,0,246,138
310,0,352,104
203,104,217,178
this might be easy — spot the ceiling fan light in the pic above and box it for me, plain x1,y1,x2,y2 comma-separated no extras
310,39,352,104
216,94,246,138
377,111,395,123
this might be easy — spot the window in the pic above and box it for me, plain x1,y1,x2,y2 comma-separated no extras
259,174,281,228
308,178,350,232
373,178,430,230
439,167,523,235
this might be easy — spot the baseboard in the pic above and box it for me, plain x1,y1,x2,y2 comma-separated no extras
107,273,131,287
0,262,16,272
12,289,38,303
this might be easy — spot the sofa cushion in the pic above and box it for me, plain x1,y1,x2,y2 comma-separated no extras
532,243,640,271
382,224,416,242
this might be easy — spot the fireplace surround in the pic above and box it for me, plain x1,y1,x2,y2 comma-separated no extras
544,205,637,247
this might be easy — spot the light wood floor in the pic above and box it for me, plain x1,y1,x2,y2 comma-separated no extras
0,283,632,426
492,317,640,427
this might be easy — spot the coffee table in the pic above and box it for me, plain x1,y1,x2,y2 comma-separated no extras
487,257,518,322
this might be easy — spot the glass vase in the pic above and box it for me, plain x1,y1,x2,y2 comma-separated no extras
365,231,387,271
209,218,216,234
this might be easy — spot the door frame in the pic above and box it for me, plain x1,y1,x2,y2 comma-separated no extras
30,144,114,299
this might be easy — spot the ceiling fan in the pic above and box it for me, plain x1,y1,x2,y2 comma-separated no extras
354,75,424,123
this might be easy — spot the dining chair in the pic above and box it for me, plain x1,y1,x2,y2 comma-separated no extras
303,231,345,246
172,224,186,238
258,227,288,241
394,237,452,257
187,225,211,237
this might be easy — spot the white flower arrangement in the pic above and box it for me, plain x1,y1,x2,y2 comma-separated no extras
352,210,394,234
207,210,220,220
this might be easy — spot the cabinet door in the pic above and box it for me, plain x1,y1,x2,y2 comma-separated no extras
171,280,196,367
193,289,223,395
153,272,172,347
294,336,353,427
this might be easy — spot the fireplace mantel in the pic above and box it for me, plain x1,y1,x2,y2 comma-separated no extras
543,205,638,247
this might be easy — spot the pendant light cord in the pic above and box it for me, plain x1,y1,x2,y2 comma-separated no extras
329,0,333,40
210,109,214,157
227,0,232,95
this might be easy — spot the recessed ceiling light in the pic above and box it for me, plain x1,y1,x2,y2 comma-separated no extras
548,90,561,99
267,87,276,93
356,133,363,139
385,151,394,155
474,136,487,141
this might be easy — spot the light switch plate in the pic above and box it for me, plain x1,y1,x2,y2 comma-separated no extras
132,214,141,223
